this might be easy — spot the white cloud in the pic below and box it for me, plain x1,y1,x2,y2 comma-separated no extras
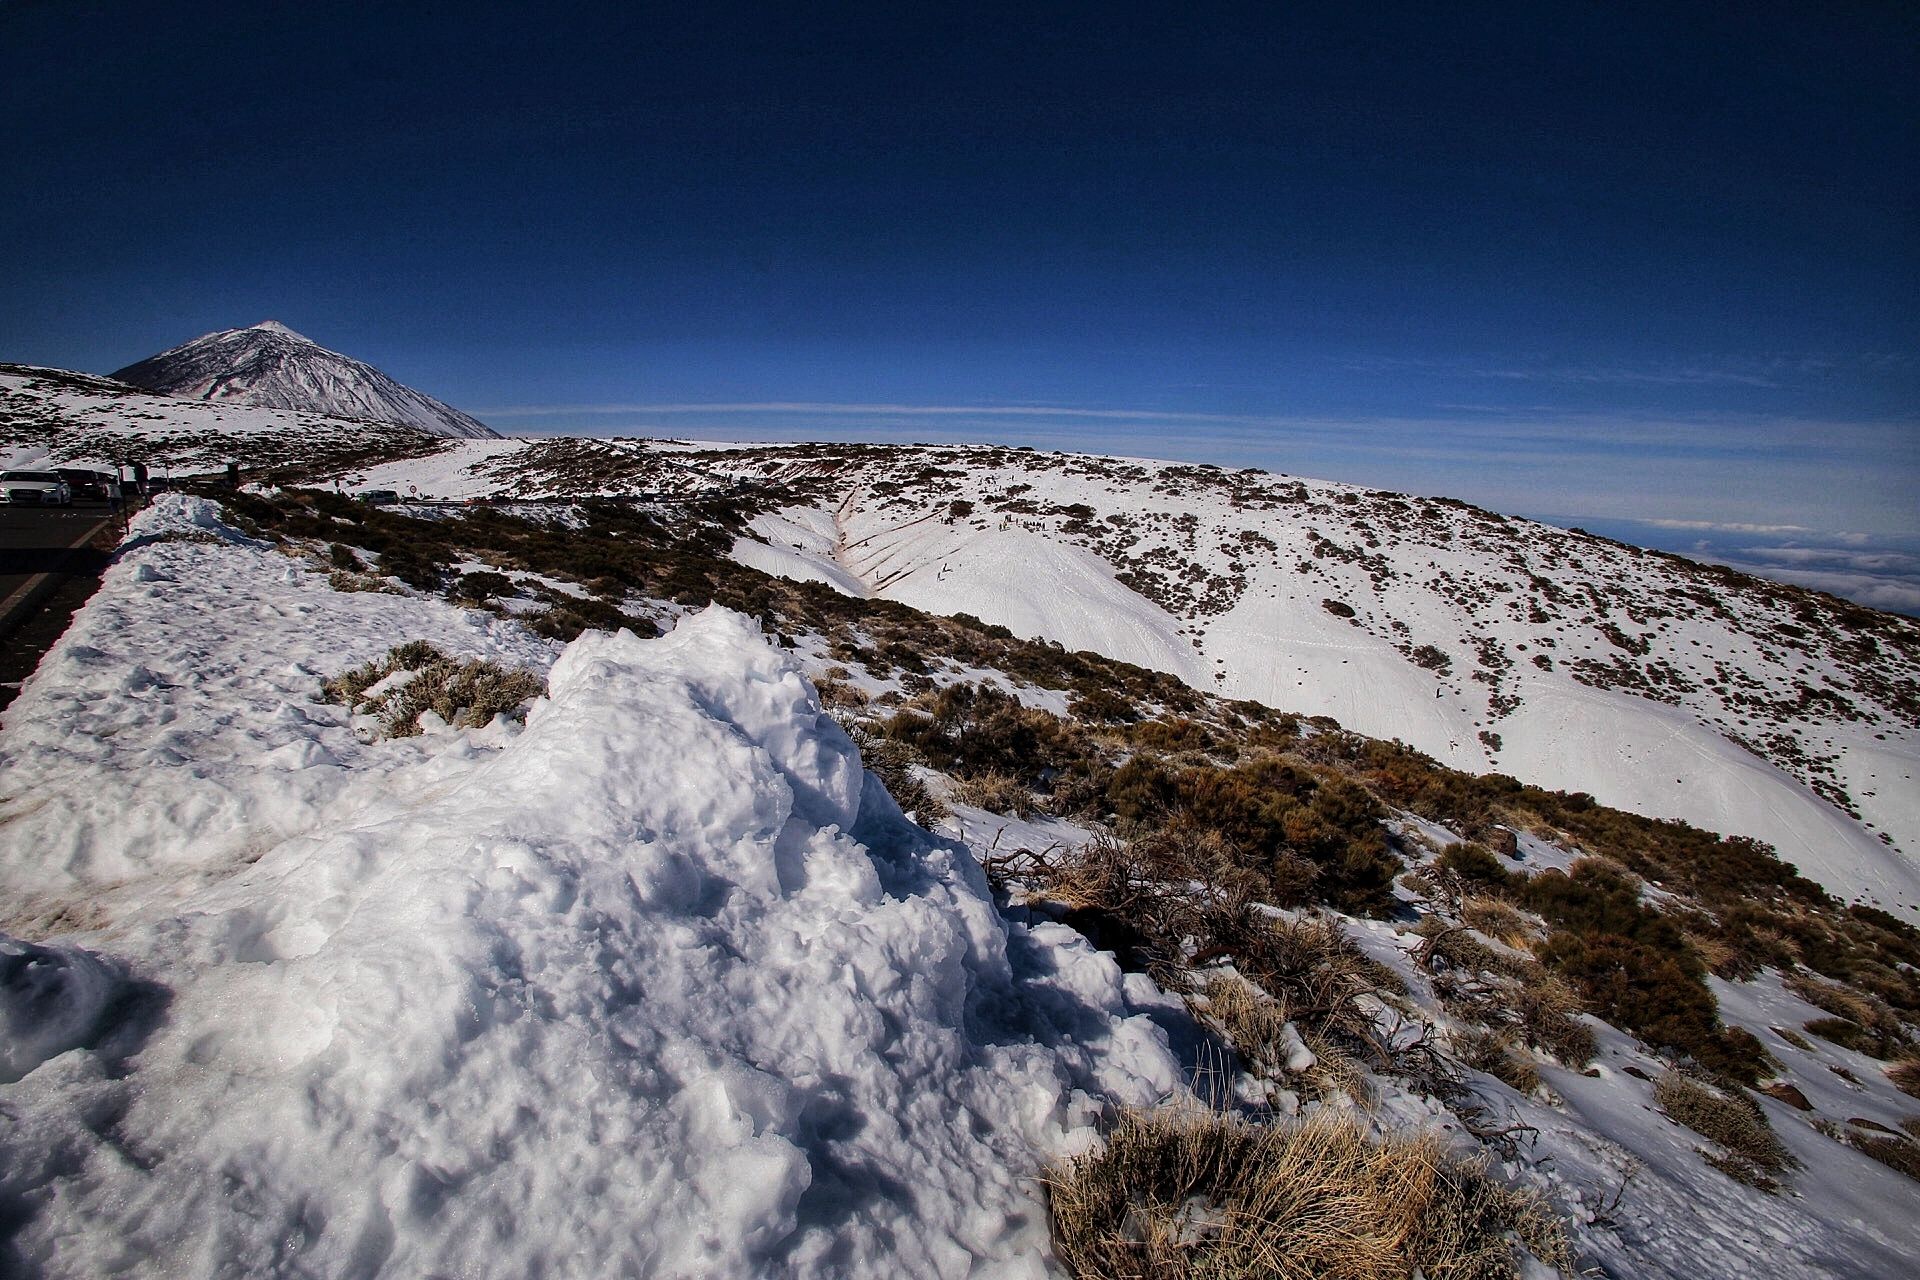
1708,560,1920,616
1640,518,1816,535
1741,546,1920,574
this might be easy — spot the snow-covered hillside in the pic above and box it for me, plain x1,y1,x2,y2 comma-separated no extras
0,498,1180,1277
111,321,498,439
325,435,1920,919
0,362,453,474
6,493,1919,1278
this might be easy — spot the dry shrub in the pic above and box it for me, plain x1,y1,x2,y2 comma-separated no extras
1462,895,1537,948
1200,975,1298,1082
1454,1027,1542,1095
1772,1025,1814,1052
1248,916,1404,1064
1513,979,1597,1068
324,642,544,738
1299,1031,1376,1107
845,728,948,824
1785,973,1909,1058
953,770,1039,818
814,677,868,709
327,568,395,594
1887,1057,1920,1100
1653,1072,1795,1189
1805,1017,1880,1055
1045,1106,1569,1280
1413,920,1595,1068
1852,1133,1920,1182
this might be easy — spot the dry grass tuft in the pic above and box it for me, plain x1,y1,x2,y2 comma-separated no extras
1046,1106,1569,1279
1461,895,1538,948
1785,973,1910,1059
953,770,1040,818
1889,1058,1920,1100
324,641,544,738
1653,1072,1795,1190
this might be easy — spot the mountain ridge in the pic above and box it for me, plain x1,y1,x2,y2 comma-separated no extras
111,322,498,440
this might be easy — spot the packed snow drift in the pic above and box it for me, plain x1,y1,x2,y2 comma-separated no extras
0,499,1182,1277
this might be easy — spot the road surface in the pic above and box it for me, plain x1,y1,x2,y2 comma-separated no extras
0,500,123,712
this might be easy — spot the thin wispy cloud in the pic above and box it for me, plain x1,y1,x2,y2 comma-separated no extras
478,401,1260,423
1640,518,1816,535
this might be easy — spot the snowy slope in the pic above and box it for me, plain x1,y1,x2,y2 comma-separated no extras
111,321,498,439
0,362,454,475
6,397,1913,916
714,449,1920,916
232,434,1920,915
0,499,1182,1277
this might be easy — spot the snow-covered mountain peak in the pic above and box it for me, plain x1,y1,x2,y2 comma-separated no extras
244,318,312,342
110,322,497,439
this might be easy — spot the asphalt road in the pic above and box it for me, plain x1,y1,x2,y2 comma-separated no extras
0,501,120,605
0,501,125,711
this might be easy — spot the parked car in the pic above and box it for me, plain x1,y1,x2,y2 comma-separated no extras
54,468,115,500
0,470,73,506
358,489,401,506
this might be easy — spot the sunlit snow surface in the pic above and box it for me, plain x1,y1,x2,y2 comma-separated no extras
0,499,1182,1277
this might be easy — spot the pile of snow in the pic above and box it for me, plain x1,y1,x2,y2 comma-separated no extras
0,937,120,1085
0,500,1182,1276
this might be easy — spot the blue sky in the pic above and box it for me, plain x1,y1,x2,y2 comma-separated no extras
2,3,1913,573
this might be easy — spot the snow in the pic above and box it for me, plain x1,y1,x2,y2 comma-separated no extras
1353,918,1920,1280
710,452,1920,920
0,936,120,1085
110,322,498,438
0,498,1185,1277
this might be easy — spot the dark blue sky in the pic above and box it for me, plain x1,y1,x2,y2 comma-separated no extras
3,1,1914,538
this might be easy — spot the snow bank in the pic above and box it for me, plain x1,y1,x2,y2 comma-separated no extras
0,537,1181,1276
0,936,120,1084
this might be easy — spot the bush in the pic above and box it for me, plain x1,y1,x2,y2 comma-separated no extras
1887,1057,1920,1099
455,569,516,603
1045,1107,1568,1280
1653,1072,1795,1189
953,771,1038,818
323,642,544,738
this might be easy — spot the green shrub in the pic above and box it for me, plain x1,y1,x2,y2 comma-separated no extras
1437,843,1514,889
455,569,516,603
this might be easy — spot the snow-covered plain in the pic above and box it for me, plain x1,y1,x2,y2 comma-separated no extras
0,499,1183,1277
